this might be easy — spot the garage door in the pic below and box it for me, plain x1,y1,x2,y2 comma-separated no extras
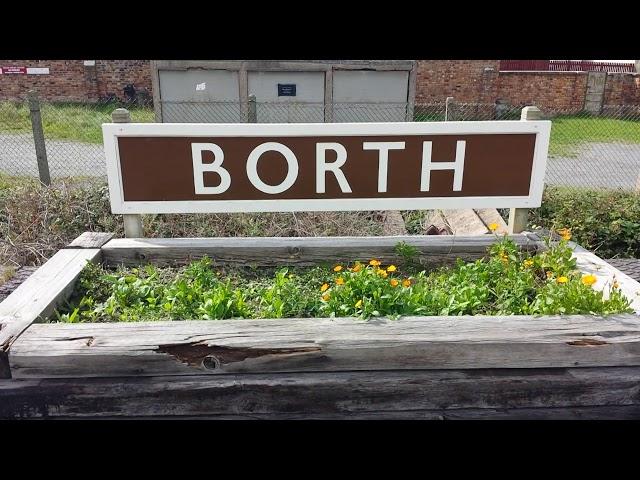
159,69,241,122
248,71,325,123
333,70,409,122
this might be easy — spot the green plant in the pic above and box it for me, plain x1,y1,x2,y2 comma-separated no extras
55,234,633,324
530,186,640,257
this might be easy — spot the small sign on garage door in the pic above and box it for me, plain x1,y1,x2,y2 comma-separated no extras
277,84,296,96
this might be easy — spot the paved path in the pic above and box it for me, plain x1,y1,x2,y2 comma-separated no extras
0,133,105,178
545,142,640,190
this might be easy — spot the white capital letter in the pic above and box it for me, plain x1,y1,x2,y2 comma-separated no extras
246,142,299,194
420,141,466,192
316,142,351,193
362,142,405,193
191,143,231,194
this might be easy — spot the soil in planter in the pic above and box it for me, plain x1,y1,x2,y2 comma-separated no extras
53,237,633,323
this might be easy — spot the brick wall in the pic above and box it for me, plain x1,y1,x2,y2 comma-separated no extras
414,60,640,110
0,60,151,102
414,60,500,103
495,72,588,110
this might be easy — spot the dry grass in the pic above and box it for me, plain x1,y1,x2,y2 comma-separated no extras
0,179,385,267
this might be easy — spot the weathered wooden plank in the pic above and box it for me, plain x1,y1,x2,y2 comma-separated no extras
570,242,640,314
440,209,489,235
0,248,102,374
2,366,640,418
10,314,640,378
475,208,509,235
66,232,114,249
381,211,407,236
100,235,538,267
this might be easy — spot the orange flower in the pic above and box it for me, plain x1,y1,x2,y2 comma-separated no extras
335,277,345,285
351,263,362,273
613,280,620,289
320,283,329,292
557,228,572,241
402,279,412,288
377,269,388,278
333,265,343,272
387,265,397,272
390,279,399,287
369,259,381,266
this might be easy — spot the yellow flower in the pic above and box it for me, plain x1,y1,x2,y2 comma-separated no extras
402,279,412,288
488,223,499,232
523,259,534,268
322,293,330,301
557,228,572,241
333,265,343,272
557,276,569,284
335,277,345,285
320,283,329,292
387,265,397,272
390,279,399,287
581,274,597,287
377,269,388,278
355,299,363,308
351,263,362,273
369,259,381,266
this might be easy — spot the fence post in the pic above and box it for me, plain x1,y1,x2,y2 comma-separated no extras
508,106,543,234
248,94,257,123
445,96,454,121
111,108,144,238
27,91,51,186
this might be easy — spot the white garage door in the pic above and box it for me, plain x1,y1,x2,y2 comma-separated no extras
248,71,325,123
333,70,409,122
159,69,241,122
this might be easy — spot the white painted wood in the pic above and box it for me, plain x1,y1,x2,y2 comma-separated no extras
0,249,101,356
101,120,551,214
569,243,640,314
10,313,640,379
66,232,114,249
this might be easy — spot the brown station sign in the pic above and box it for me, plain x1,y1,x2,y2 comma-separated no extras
102,122,550,214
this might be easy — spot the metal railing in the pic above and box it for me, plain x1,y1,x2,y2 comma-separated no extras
1,96,639,191
500,60,637,73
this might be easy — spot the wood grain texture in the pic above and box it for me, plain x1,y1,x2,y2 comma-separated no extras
100,234,538,267
475,208,509,235
0,249,101,366
66,232,114,249
381,211,407,236
440,209,489,235
2,366,640,418
10,314,640,378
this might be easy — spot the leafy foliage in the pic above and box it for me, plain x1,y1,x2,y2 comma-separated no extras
531,186,640,258
55,235,632,323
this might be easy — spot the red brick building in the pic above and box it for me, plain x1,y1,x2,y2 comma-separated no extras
1,60,638,110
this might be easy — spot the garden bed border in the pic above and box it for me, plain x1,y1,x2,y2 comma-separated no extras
1,231,640,419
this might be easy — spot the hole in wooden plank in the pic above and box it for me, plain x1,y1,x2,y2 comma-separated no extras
566,339,608,346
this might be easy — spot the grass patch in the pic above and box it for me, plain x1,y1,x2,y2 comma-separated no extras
0,101,154,144
54,236,632,323
0,180,384,268
549,114,640,157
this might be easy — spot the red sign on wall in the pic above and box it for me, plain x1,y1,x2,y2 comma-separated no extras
1,67,27,74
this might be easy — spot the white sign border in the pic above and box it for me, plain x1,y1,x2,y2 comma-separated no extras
102,121,551,214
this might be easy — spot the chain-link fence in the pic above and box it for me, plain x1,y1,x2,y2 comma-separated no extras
1,97,639,191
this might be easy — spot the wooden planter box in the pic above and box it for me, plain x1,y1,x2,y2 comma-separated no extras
2,231,640,419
